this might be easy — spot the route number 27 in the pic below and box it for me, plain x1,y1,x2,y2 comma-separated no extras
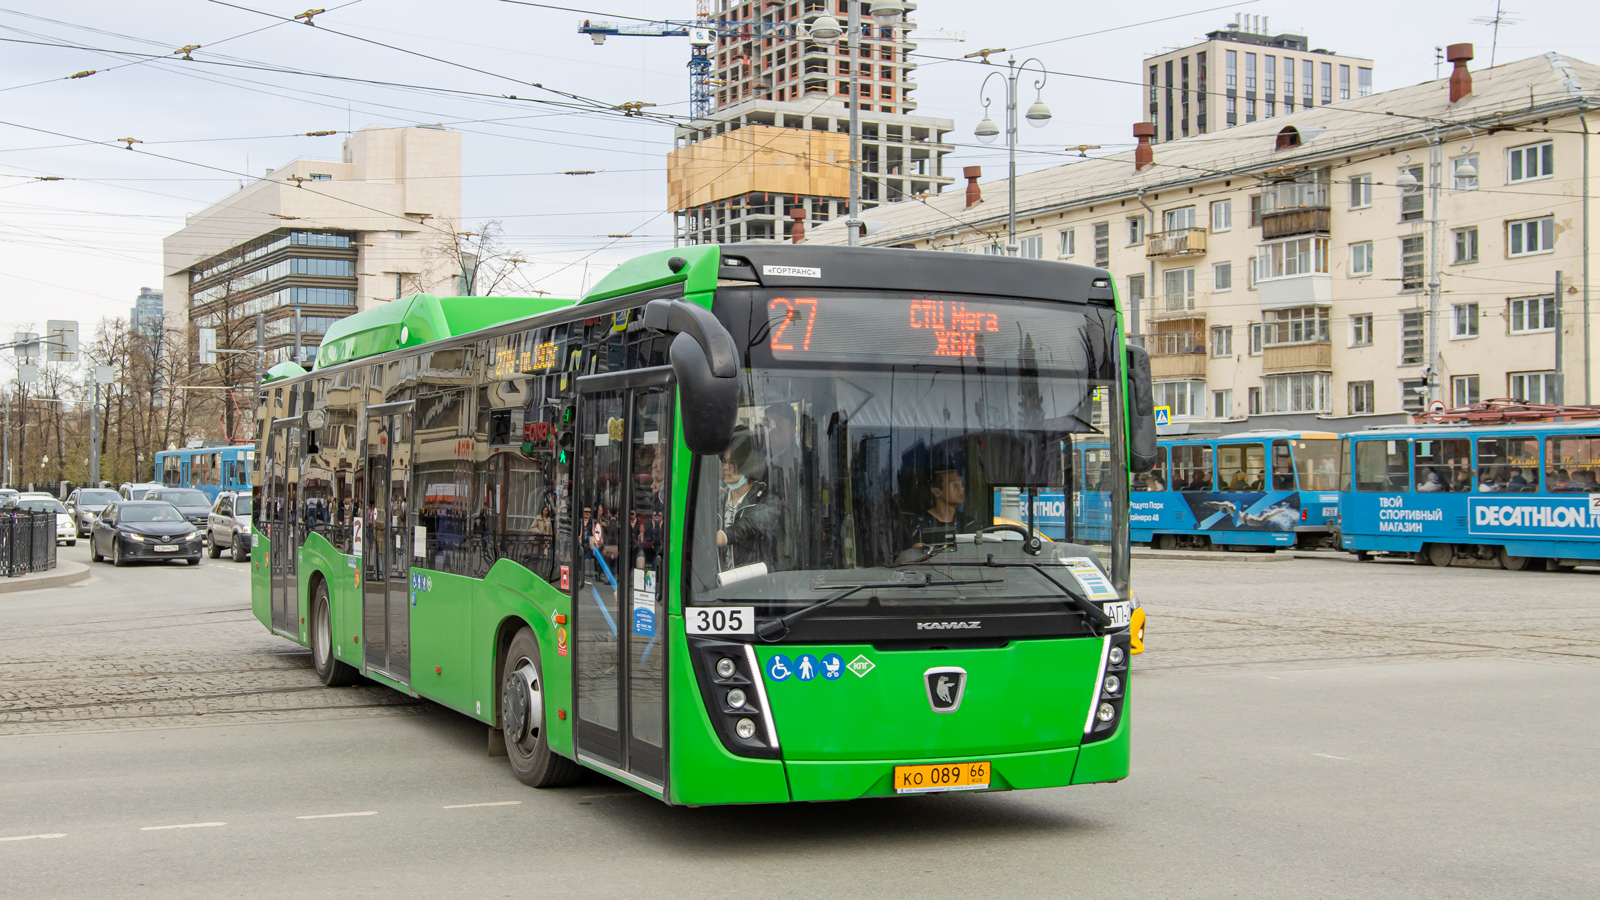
685,606,755,636
769,298,818,351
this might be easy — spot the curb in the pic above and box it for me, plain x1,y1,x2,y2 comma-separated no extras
1132,548,1291,563
0,560,91,594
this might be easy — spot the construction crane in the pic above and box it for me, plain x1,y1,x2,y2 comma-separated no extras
578,12,962,121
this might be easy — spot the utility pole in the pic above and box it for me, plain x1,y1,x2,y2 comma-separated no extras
1555,270,1565,404
845,1,862,247
1426,132,1444,403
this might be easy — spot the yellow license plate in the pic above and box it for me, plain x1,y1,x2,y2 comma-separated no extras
893,761,991,794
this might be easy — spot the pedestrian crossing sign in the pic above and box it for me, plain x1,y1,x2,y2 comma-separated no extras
1153,406,1171,426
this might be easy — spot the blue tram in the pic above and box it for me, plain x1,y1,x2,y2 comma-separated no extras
1128,431,1343,550
1338,422,1600,569
154,444,255,501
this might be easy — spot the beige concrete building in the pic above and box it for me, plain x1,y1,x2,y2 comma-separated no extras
1143,15,1373,144
671,2,954,244
163,125,462,368
812,50,1600,432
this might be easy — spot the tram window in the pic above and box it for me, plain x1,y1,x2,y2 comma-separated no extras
1217,443,1265,491
1294,438,1341,491
1170,445,1213,492
1544,435,1600,492
1271,440,1295,490
1413,438,1470,492
1476,437,1539,493
1355,439,1410,492
1133,446,1168,491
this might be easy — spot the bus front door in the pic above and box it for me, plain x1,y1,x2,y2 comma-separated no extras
362,403,414,684
573,372,673,789
267,421,301,638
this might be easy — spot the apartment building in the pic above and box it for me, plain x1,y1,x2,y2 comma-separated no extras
812,49,1599,432
670,1,954,244
162,125,462,368
1143,15,1374,144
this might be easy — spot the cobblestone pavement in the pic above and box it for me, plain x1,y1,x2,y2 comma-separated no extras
4,545,1598,737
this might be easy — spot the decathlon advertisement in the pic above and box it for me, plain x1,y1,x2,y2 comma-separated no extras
1467,495,1600,538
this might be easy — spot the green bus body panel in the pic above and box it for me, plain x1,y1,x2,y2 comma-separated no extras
313,294,577,371
250,534,270,629
410,569,478,714
581,246,722,304
470,560,574,755
1071,696,1131,784
263,361,308,383
754,640,1104,760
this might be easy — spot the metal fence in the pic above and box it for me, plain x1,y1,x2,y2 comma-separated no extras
1,511,58,577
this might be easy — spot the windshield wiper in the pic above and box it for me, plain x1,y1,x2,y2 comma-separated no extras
754,573,1004,640
977,556,1113,632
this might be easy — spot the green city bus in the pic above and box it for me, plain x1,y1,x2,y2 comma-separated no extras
249,244,1156,804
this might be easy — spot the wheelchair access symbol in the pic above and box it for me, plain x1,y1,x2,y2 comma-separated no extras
767,655,793,681
1153,406,1171,427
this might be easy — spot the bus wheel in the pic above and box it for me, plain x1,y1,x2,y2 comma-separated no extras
1424,544,1453,568
501,628,581,788
311,580,359,687
1498,548,1531,572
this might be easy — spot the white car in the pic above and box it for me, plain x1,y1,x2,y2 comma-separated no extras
15,496,76,546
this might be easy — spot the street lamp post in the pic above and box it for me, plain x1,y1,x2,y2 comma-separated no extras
974,56,1052,254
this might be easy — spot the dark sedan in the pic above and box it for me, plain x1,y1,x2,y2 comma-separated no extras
91,501,204,567
143,487,215,531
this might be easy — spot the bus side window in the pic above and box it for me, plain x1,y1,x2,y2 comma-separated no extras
1133,446,1168,491
1545,435,1600,492
1355,439,1410,492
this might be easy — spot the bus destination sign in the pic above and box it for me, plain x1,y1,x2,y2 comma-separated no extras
765,294,1082,368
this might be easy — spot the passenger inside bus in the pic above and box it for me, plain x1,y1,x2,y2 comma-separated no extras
1417,470,1447,492
1571,468,1599,491
715,427,780,571
1506,467,1532,492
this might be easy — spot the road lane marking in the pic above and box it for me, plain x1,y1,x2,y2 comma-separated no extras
0,833,66,842
140,822,225,831
1313,753,1350,760
295,811,377,819
442,801,522,809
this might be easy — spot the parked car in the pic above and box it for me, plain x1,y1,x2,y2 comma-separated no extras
65,487,120,537
206,491,253,561
144,487,214,531
119,482,163,501
0,488,18,505
90,501,203,567
15,496,75,546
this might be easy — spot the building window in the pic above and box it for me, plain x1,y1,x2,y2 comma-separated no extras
1507,141,1554,182
1226,95,1237,126
1350,241,1373,275
1247,256,1258,290
1248,194,1262,226
1246,98,1257,123
1508,216,1555,256
1284,57,1296,98
1350,313,1373,347
1509,371,1559,404
1263,306,1330,345
1263,373,1332,414
1349,381,1375,414
1321,62,1332,103
1213,261,1233,292
1245,52,1256,92
1399,166,1425,221
308,173,332,181
1058,228,1075,257
1339,65,1351,100
1452,302,1479,338
1452,227,1479,264
1163,206,1197,231
1509,295,1557,333
1154,380,1206,418
1400,310,1425,365
1213,389,1233,419
1226,49,1237,90
1211,199,1232,232
1018,235,1043,259
1350,174,1372,209
1162,267,1195,311
1248,386,1262,415
1127,274,1145,307
1401,236,1425,291
1358,67,1373,97
1265,55,1276,94
1211,325,1233,357
1248,323,1263,355
1452,155,1479,191
1256,236,1330,281
1093,222,1109,267
1452,374,1480,407
1400,378,1428,414
393,273,404,299
1128,215,1145,245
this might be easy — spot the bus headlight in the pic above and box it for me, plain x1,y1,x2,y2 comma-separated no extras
726,688,747,709
1084,632,1131,744
1096,703,1116,723
716,658,738,679
734,718,757,739
1102,674,1121,695
691,639,779,759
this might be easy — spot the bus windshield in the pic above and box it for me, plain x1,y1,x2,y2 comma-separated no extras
1293,438,1342,490
690,289,1126,623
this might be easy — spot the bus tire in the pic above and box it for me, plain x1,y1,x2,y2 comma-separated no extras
1424,544,1453,568
501,628,580,789
311,580,359,687
1498,547,1530,572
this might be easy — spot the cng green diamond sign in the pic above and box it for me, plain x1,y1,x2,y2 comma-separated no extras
847,654,875,678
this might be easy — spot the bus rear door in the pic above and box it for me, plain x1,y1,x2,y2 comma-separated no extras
572,369,673,790
362,402,414,685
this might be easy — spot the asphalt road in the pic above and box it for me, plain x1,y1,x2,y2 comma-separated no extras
3,543,1597,898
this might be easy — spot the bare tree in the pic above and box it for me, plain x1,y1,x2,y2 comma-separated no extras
413,218,534,297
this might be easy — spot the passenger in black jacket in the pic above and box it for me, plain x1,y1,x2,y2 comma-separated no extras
716,428,781,571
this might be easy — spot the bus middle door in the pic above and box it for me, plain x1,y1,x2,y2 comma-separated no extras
362,401,415,685
266,420,301,638
572,368,673,790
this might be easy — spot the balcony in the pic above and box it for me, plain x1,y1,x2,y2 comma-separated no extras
1260,181,1330,239
1146,227,1207,258
1262,341,1332,373
1149,329,1207,379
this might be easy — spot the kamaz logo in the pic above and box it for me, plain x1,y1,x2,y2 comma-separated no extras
916,621,981,631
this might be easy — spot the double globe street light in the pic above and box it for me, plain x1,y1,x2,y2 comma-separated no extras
973,56,1052,254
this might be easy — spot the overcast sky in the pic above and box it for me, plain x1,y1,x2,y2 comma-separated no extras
1,0,1594,340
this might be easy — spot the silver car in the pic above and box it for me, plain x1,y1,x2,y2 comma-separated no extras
207,491,253,561
66,487,120,537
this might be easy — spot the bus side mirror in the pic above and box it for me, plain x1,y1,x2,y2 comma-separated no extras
644,299,739,456
1125,343,1157,472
